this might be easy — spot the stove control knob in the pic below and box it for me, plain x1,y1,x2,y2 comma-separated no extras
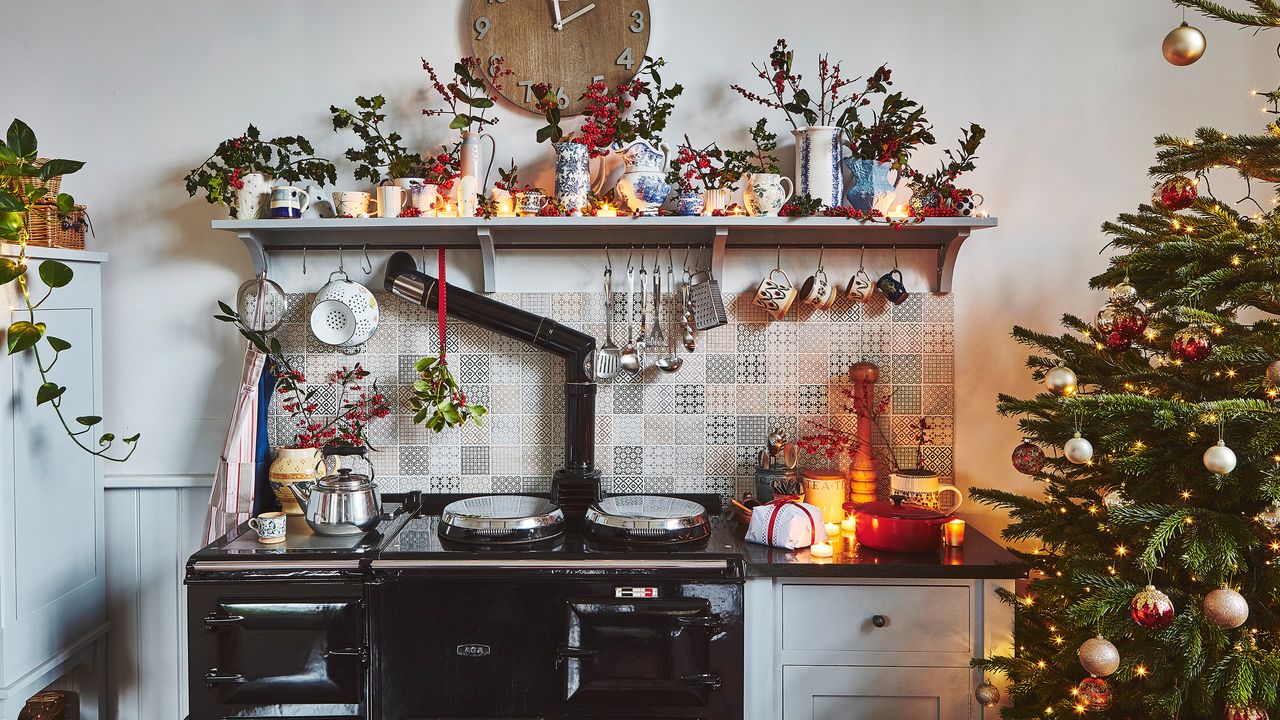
871,614,888,628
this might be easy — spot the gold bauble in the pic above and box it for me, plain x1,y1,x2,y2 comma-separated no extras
1078,635,1120,677
1203,586,1249,629
974,680,1001,707
1162,22,1206,66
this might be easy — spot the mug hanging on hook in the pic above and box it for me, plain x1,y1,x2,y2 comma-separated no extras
877,245,909,305
846,245,873,302
800,245,836,310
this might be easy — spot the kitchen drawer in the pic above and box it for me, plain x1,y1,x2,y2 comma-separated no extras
783,665,972,720
782,583,971,655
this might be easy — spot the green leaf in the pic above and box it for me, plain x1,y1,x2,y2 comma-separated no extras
35,382,65,405
75,415,102,426
536,126,553,144
0,258,23,285
0,144,17,165
38,260,73,288
7,321,44,354
98,433,115,444
38,159,84,180
55,193,74,214
449,115,470,130
123,433,141,444
0,190,23,211
6,120,36,160
46,335,71,352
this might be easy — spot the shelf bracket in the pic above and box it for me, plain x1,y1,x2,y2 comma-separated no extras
710,226,729,280
476,226,497,293
237,231,267,277
935,229,971,294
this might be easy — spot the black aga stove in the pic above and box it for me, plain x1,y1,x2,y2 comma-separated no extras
185,493,745,720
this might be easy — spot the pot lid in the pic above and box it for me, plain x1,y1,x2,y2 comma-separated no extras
854,495,947,521
319,467,374,490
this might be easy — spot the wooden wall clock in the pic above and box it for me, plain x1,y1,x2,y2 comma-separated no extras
468,0,652,116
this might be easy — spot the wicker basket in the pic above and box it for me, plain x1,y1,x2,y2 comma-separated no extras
27,204,88,250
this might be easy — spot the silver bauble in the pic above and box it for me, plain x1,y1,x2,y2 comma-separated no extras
1162,22,1206,66
1267,360,1280,388
974,680,1001,707
1203,440,1238,475
1065,432,1094,465
1111,279,1139,302
1203,586,1249,629
1078,635,1120,677
1044,364,1078,396
1256,501,1280,530
1103,489,1131,510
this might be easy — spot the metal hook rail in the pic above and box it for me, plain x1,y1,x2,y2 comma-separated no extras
216,215,996,294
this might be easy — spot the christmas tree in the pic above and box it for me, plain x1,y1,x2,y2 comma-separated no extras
972,2,1280,718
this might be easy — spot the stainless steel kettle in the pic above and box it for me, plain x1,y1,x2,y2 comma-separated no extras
289,451,381,536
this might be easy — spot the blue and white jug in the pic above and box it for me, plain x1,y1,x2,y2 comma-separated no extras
843,159,900,213
269,185,311,219
613,139,671,216
553,141,603,215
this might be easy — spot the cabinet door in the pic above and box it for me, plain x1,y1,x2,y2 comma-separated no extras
783,666,971,720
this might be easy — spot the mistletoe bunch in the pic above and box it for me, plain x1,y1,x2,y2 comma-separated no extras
409,356,488,432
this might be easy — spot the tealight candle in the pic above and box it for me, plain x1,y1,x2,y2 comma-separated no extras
809,541,833,558
824,522,840,538
840,516,858,534
596,204,618,218
885,204,909,220
943,518,966,547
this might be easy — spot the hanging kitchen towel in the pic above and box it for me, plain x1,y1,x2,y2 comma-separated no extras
252,361,278,516
203,345,266,544
744,498,828,550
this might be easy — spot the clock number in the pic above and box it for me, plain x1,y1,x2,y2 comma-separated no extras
629,9,645,33
518,80,535,104
591,75,605,85
616,47,634,70
474,16,491,41
485,0,505,3
555,87,568,109
488,54,504,77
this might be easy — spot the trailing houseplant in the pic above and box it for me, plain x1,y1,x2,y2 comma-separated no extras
0,118,138,461
183,125,337,218
330,94,425,184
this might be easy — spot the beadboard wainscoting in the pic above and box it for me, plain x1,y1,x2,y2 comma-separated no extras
267,288,957,500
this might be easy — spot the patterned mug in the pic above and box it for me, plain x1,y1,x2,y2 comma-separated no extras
846,268,873,302
877,269,909,305
248,511,288,544
516,190,549,216
890,470,964,514
752,268,797,321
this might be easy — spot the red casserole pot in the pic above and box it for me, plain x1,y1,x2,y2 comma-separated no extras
844,496,947,553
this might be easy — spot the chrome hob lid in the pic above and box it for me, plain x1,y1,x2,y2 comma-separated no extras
585,495,711,544
438,495,566,544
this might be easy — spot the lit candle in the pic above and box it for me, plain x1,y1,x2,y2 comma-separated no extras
596,204,618,218
943,518,966,547
728,204,747,216
435,200,456,218
824,522,840,538
886,204,909,220
809,541,833,558
840,516,858,534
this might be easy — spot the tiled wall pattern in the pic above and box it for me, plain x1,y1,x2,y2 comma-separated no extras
268,289,955,501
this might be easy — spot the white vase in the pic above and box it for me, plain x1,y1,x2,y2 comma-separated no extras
234,172,274,219
744,173,794,216
792,126,842,207
702,188,732,215
456,130,495,217
613,139,672,215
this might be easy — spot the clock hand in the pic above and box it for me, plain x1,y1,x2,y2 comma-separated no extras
555,2,596,29
551,0,563,30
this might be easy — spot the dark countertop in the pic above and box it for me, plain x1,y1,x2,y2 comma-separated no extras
736,524,1026,579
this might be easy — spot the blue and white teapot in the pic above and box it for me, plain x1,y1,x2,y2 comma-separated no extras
612,139,672,216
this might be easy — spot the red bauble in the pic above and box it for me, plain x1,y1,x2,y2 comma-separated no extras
1076,677,1113,711
1112,304,1148,341
1130,584,1176,629
1226,704,1269,720
1012,439,1046,475
1171,324,1213,362
1106,331,1132,351
1156,175,1198,210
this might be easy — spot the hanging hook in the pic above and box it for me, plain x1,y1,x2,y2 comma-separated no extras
604,244,612,272
421,245,427,271
682,246,692,272
817,244,825,272
858,244,866,270
301,245,308,276
776,244,782,270
361,244,373,274
667,245,675,272
892,244,899,269
337,244,345,274
626,244,635,273
260,251,270,279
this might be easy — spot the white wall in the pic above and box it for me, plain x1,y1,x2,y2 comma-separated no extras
4,1,1274,717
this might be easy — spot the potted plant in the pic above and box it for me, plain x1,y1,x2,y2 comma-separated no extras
422,56,512,215
841,91,935,212
330,94,426,185
732,40,891,206
903,123,986,216
607,56,684,215
532,83,610,215
666,135,751,215
184,125,337,219
1,118,138,461
738,119,793,216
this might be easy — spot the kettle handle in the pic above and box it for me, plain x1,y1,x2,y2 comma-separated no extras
320,446,375,483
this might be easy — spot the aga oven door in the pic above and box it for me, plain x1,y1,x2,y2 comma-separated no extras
188,582,366,719
560,597,723,708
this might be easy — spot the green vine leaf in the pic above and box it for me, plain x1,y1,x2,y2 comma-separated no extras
38,260,73,288
0,258,23,285
35,382,65,405
98,433,115,444
7,321,44,354
46,336,71,352
123,433,140,444
5,119,36,160
75,415,102,426
0,190,23,212
37,159,84,180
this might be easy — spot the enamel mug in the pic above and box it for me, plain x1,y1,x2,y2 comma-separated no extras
376,185,409,218
516,190,549,216
333,191,373,218
889,469,964,514
877,269,909,305
846,268,873,302
269,185,311,219
248,511,288,544
752,268,797,321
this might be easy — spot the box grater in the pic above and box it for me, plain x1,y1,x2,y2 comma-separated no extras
686,269,728,331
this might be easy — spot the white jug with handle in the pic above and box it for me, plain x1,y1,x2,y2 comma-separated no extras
889,469,963,515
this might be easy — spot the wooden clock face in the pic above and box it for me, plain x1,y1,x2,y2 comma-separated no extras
469,0,652,116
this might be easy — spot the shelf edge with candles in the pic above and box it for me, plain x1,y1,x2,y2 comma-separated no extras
213,215,996,294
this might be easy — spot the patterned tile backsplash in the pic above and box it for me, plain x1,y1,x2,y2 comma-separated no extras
268,289,956,502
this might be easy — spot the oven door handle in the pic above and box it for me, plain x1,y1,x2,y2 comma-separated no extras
677,613,724,633
204,670,246,687
324,646,369,664
681,672,723,690
202,613,244,631
555,644,596,668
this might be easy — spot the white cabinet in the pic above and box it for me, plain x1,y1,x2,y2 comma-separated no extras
0,245,108,718
746,577,1014,720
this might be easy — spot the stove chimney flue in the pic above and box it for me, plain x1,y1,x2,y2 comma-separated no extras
383,252,602,512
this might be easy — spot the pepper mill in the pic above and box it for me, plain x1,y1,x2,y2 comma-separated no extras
847,360,881,504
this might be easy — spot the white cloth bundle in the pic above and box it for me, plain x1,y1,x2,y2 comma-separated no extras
745,500,828,550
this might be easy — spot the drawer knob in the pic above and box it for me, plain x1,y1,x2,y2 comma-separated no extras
871,614,888,628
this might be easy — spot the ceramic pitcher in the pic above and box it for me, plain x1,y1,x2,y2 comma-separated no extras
792,126,842,207
553,141,603,215
844,158,900,213
456,130,496,217
890,469,964,514
234,172,274,219
744,173,794,216
269,446,324,516
613,139,671,216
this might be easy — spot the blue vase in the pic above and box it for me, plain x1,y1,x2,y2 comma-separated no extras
843,159,900,213
674,191,704,216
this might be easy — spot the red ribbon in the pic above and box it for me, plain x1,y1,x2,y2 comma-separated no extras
764,495,817,548
437,248,447,361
